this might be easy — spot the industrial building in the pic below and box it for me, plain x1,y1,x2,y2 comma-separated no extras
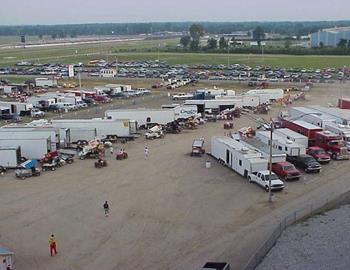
311,27,350,48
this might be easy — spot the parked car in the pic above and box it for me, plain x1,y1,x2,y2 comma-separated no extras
287,154,322,173
306,146,331,164
248,171,285,192
31,108,45,118
191,139,205,157
272,162,301,181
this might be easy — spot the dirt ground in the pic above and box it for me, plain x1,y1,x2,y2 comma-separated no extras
1,81,350,270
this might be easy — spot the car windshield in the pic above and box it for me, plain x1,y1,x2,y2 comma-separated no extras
329,140,345,146
283,165,294,171
313,149,326,155
265,174,279,181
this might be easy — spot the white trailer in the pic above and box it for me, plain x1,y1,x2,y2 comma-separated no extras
0,101,33,115
185,99,243,113
239,137,287,163
274,128,309,148
288,107,336,128
0,147,21,168
161,104,198,120
211,136,268,178
35,77,58,88
325,123,350,150
256,131,306,157
244,89,284,102
105,109,175,128
69,128,97,143
308,105,350,126
0,134,51,160
51,118,135,139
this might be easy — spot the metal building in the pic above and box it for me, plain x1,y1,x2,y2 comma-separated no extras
311,27,350,48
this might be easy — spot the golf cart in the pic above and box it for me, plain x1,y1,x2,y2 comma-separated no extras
116,149,128,160
15,160,41,180
191,139,205,157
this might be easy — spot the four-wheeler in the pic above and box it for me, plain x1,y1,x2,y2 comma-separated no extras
287,154,322,173
95,159,107,168
272,162,301,181
116,150,128,160
191,139,205,157
306,146,331,164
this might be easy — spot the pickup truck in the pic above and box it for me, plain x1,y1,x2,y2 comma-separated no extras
306,146,331,164
31,108,45,118
248,170,285,192
287,154,321,173
272,162,301,181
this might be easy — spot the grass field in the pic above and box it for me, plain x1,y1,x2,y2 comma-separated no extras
0,36,349,69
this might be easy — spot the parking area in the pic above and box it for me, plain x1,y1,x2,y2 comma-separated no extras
1,82,350,270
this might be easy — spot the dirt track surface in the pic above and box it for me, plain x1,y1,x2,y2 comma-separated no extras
1,82,350,270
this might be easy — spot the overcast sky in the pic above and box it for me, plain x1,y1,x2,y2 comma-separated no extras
1,0,349,25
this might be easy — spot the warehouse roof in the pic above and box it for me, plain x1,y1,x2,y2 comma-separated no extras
322,27,350,33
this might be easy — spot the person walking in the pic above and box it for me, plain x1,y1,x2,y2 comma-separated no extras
144,147,149,159
49,234,57,256
103,201,110,217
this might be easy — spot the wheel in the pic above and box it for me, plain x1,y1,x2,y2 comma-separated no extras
42,168,47,172
51,167,56,171
248,177,252,183
68,160,73,164
331,153,337,160
21,176,25,180
265,186,270,192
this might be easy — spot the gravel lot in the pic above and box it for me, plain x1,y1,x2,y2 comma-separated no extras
257,205,350,270
1,81,350,270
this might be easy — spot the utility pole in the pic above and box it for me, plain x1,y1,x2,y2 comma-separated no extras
268,121,273,203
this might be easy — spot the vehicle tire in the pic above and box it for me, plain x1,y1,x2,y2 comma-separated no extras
331,153,337,160
21,176,25,180
42,168,47,172
68,160,73,164
265,186,269,192
248,176,252,183
51,167,56,171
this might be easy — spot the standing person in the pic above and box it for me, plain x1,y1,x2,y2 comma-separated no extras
103,201,110,217
110,147,114,158
144,147,149,159
49,234,57,256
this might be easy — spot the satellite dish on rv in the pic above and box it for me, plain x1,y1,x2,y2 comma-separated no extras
286,140,293,144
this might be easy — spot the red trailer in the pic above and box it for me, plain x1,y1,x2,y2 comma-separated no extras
338,98,350,110
282,119,322,146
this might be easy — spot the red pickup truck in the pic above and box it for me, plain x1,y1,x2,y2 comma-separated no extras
272,162,301,181
306,146,331,163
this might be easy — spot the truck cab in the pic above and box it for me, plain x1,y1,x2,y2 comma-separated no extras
315,131,349,160
272,162,301,181
248,170,284,192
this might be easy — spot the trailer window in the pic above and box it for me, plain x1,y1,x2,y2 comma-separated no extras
278,146,282,151
285,147,288,151
239,160,242,166
146,117,151,123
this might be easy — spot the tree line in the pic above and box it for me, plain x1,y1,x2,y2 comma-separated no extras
1,21,350,38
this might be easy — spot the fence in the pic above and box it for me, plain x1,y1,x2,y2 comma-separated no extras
243,190,350,270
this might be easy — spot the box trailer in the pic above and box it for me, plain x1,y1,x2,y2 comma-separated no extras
161,104,198,120
211,136,268,178
282,120,323,146
215,95,260,108
0,134,51,160
35,77,58,88
256,131,306,157
51,118,135,139
308,105,350,126
288,107,336,128
0,101,33,116
244,89,284,102
239,137,287,163
338,98,350,110
185,99,243,113
69,128,97,143
0,128,59,150
0,147,21,168
105,109,175,128
274,128,309,148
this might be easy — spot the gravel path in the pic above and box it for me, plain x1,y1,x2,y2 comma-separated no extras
257,205,350,270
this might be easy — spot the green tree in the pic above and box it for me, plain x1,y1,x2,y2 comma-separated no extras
207,38,218,50
284,39,292,49
189,24,204,42
190,40,200,51
338,38,348,48
38,34,43,40
180,35,191,48
219,36,228,49
252,26,265,46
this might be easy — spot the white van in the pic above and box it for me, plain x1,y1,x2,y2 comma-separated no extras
56,103,77,111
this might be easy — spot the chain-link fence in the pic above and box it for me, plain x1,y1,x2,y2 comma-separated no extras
243,190,350,270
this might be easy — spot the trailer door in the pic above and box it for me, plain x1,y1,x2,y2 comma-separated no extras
226,149,232,167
